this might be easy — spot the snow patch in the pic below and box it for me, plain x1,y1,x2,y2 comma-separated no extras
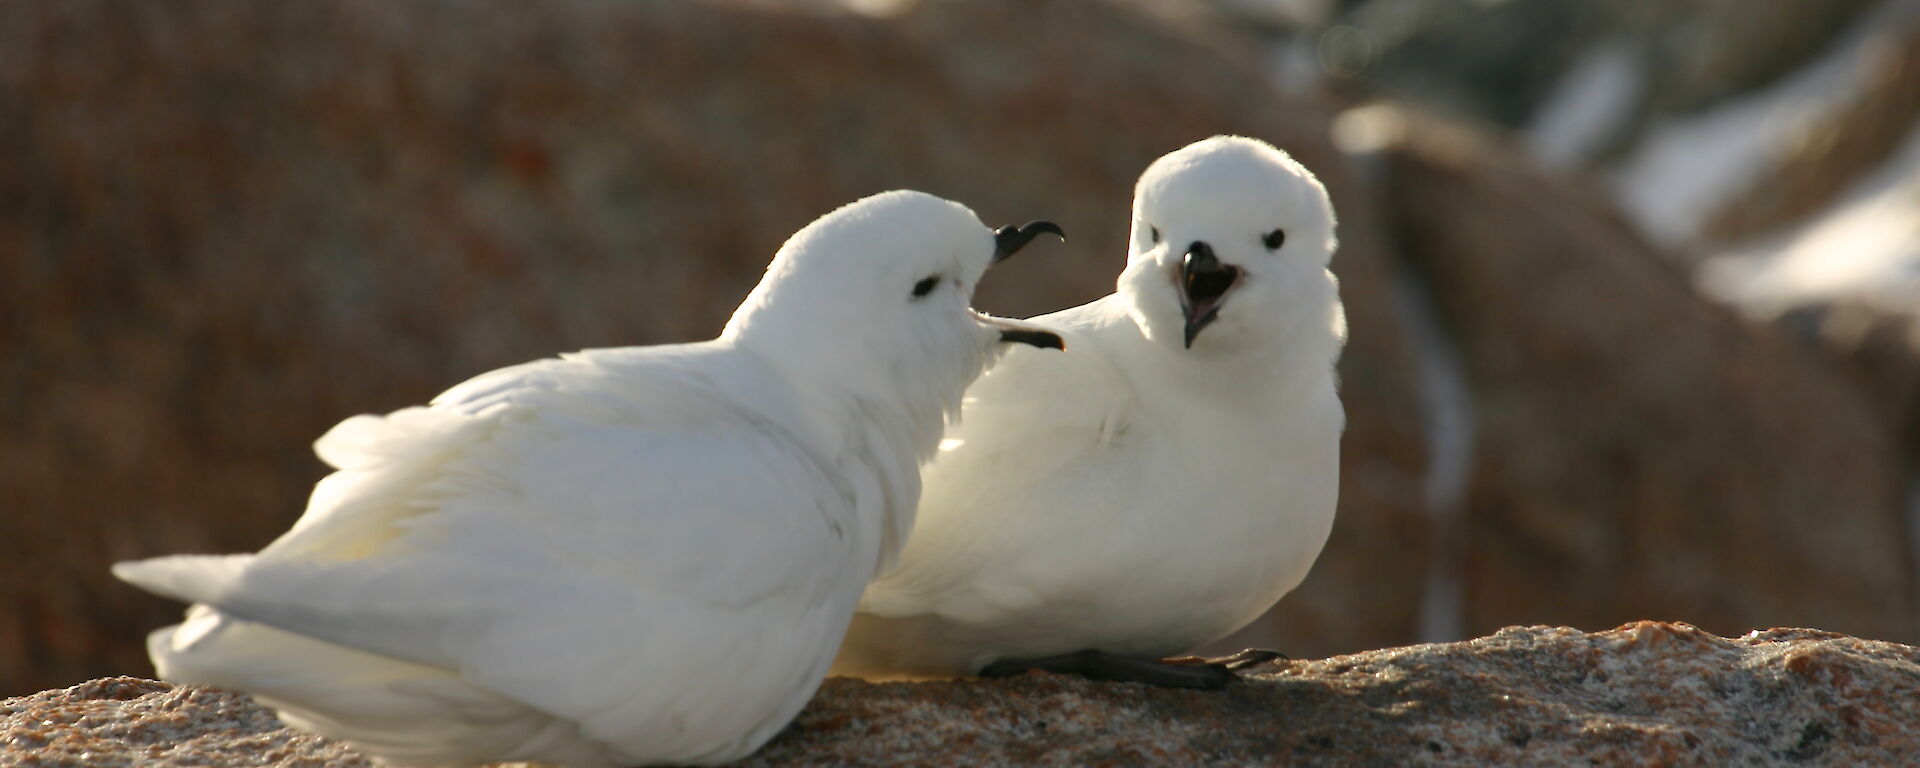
1698,120,1920,323
1611,0,1920,246
1525,39,1644,169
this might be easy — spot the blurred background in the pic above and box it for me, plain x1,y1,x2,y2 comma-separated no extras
2,0,1915,696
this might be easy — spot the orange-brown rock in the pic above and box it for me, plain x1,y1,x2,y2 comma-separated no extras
1376,112,1915,644
7,623,1919,766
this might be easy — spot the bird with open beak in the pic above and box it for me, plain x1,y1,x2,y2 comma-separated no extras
834,137,1347,689
114,190,1067,767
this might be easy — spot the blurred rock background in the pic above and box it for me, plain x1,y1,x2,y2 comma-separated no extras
0,0,1913,695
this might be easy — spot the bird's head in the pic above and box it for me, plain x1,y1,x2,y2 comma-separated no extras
1116,136,1342,356
725,190,1064,431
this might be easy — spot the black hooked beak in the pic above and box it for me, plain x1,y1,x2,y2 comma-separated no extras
997,323,1065,349
983,220,1066,349
1179,241,1240,349
991,220,1066,264
976,313,1065,350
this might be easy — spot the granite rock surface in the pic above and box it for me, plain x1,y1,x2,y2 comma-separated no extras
5,623,1917,767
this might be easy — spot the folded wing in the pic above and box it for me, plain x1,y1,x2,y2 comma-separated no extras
117,348,868,764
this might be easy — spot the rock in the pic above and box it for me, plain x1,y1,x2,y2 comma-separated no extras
7,623,1919,766
1700,19,1920,243
1312,0,1920,446
1679,9,1920,449
0,678,365,768
1776,304,1920,462
1318,0,1883,131
1375,110,1916,644
1638,0,1886,114
0,0,1427,693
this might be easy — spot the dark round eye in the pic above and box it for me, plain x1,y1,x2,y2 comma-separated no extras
911,275,941,298
1262,229,1286,250
1149,225,1161,244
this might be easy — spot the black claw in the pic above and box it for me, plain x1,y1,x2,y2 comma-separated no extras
978,649,1238,690
1167,648,1290,670
992,220,1067,263
1216,648,1289,670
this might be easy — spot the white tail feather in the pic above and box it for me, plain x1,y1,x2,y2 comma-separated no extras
148,607,613,768
112,555,252,606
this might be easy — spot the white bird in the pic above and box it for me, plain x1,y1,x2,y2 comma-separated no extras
113,190,1065,767
832,137,1347,689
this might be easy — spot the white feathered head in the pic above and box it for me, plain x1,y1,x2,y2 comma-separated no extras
1117,136,1344,356
725,190,1063,456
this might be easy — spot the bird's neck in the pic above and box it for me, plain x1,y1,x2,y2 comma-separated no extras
1126,295,1345,408
728,334,967,574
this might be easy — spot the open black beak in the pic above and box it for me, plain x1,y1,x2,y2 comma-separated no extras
981,220,1066,349
1179,241,1240,349
991,220,1066,264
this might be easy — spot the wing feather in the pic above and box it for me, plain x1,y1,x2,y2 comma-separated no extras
116,345,870,763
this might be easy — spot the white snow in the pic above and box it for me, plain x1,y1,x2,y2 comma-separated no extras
1698,119,1920,325
1330,101,1410,156
837,0,916,17
1524,38,1644,169
1612,0,1920,247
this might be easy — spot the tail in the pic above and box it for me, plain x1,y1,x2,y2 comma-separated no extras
312,406,491,472
113,554,252,606
118,557,613,767
145,607,614,768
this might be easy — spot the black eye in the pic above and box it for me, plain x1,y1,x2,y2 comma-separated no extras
1262,229,1286,250
911,275,941,298
1149,225,1161,244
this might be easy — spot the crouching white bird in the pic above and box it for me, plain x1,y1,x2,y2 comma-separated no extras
113,189,1065,767
833,137,1346,689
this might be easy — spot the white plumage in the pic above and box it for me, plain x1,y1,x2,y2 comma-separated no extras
114,190,1062,767
834,137,1347,681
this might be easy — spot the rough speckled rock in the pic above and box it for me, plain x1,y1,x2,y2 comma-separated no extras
0,677,368,767
6,623,1918,766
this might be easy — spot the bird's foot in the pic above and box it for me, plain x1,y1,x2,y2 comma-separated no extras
1163,647,1290,671
978,648,1261,690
